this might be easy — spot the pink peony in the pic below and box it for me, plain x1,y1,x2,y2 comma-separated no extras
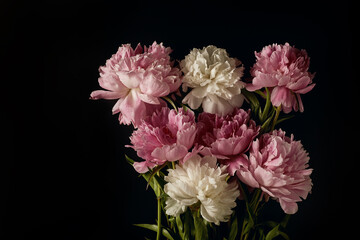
196,109,260,175
128,107,197,173
90,42,182,127
236,129,312,214
246,43,315,113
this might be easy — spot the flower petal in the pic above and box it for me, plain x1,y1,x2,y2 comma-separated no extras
117,71,142,89
137,93,160,105
90,90,123,100
202,94,234,116
133,161,156,173
119,89,146,127
139,72,170,97
279,199,298,214
182,91,203,109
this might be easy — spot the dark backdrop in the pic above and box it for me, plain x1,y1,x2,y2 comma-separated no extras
1,0,356,239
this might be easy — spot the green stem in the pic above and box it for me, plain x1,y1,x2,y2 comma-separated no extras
271,105,282,131
240,220,246,240
162,96,178,112
260,88,271,123
252,189,262,214
255,90,266,99
156,172,162,240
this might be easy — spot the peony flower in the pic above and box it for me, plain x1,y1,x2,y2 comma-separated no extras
246,43,315,113
180,45,246,116
236,129,312,214
195,109,260,175
164,154,240,225
128,107,197,173
90,42,182,127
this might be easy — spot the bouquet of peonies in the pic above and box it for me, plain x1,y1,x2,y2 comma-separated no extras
90,42,315,240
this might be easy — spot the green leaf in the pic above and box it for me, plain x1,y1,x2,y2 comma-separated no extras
153,173,166,190
176,216,185,240
238,182,255,233
276,115,294,125
243,89,260,107
242,89,260,115
184,210,194,239
125,154,135,165
265,224,280,240
140,171,157,194
280,214,291,228
265,224,289,240
263,221,278,228
145,164,167,190
228,214,238,240
133,224,175,240
193,211,208,240
243,218,254,236
279,231,290,240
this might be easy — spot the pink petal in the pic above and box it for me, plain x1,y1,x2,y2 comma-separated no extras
200,155,218,168
279,199,298,214
176,125,197,150
117,71,142,89
119,90,146,127
237,169,260,188
294,83,315,94
245,83,261,92
220,154,248,176
254,167,274,187
252,72,279,88
211,138,235,156
270,86,290,107
133,43,143,55
112,99,123,114
166,145,188,162
137,93,160,105
151,144,188,162
296,93,304,112
98,73,128,95
90,90,123,100
287,76,311,91
140,72,170,97
133,161,156,173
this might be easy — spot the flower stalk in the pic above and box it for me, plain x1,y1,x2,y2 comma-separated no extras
156,171,162,240
271,105,282,131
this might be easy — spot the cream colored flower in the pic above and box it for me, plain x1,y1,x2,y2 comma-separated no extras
180,45,245,116
164,154,240,225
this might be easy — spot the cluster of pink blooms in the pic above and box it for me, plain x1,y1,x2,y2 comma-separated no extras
91,41,314,215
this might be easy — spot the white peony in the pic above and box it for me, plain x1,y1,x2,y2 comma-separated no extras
164,154,240,225
180,45,245,116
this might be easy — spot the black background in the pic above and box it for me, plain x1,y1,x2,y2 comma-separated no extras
1,0,356,239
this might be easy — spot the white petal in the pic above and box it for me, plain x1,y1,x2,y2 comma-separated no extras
202,95,234,116
182,91,203,109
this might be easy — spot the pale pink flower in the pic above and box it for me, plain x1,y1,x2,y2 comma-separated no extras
90,42,182,127
246,43,315,113
236,129,312,214
128,107,197,173
196,109,260,175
